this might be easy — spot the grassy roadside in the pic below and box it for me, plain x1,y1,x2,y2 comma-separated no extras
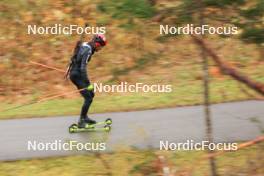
1,0,263,120
0,144,262,176
0,78,259,120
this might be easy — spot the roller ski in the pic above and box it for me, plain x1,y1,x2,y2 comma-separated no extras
69,118,112,133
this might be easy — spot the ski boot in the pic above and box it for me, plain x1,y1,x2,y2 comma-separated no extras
78,116,97,128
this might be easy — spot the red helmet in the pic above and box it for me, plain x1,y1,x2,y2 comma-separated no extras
93,34,107,47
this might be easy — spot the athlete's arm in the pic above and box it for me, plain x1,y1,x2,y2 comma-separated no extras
80,46,92,84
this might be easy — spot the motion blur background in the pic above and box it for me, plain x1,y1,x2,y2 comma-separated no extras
0,0,263,175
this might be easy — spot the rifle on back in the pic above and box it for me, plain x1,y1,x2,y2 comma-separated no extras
64,23,88,79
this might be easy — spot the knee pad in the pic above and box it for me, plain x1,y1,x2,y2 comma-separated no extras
87,84,94,91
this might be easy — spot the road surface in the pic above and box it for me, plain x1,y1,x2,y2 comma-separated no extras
0,100,263,161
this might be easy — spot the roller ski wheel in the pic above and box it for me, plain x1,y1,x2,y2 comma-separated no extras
105,118,112,125
69,124,78,133
104,125,111,132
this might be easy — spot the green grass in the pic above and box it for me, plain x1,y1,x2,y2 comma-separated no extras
97,0,155,19
0,78,256,120
0,144,262,176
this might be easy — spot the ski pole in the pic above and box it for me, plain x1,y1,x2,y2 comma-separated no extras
29,61,65,73
1,87,87,113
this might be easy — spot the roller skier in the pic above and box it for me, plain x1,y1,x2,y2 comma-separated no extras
66,34,107,128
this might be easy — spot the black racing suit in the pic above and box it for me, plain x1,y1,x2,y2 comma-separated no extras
69,42,95,120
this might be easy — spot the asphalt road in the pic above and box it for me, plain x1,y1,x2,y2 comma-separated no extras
0,100,263,161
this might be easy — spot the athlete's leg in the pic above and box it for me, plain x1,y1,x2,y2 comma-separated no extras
79,88,94,119
70,73,96,126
